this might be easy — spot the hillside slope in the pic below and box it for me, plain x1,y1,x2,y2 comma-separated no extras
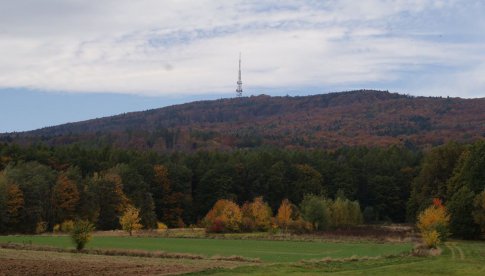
3,90,485,150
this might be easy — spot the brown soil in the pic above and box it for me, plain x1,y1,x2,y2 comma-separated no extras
0,248,245,276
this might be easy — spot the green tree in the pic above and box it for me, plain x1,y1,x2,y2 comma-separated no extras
472,189,485,235
447,186,481,239
71,220,95,250
300,195,329,231
4,162,56,233
93,171,129,230
407,142,463,221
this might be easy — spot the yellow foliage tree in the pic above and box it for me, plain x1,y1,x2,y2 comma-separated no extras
119,205,143,236
242,197,273,231
204,199,242,232
417,199,450,248
276,199,292,232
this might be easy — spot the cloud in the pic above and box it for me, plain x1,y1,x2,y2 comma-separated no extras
0,0,484,97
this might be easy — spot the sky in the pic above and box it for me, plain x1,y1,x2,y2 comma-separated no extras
1,0,484,132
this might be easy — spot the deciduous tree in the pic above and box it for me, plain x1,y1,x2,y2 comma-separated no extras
52,173,80,223
203,199,242,232
276,199,292,232
120,205,143,236
417,198,450,247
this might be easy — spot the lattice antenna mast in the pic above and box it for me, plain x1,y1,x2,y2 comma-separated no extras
236,52,243,97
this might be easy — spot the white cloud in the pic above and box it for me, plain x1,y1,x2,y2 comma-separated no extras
0,0,484,97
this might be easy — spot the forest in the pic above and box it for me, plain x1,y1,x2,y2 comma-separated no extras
4,90,485,151
0,140,484,239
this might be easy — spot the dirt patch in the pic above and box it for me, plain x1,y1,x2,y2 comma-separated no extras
0,248,246,276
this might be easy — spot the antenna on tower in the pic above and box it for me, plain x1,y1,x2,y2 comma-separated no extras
236,52,243,97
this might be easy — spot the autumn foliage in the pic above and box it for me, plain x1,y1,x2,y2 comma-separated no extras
119,205,143,236
276,199,293,232
203,199,242,233
52,173,80,223
5,183,24,230
417,198,450,248
241,197,273,231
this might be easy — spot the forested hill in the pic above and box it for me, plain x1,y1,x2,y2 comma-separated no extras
3,90,485,150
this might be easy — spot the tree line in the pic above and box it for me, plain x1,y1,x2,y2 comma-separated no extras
0,141,484,238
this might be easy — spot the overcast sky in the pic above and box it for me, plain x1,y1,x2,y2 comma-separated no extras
1,0,485,132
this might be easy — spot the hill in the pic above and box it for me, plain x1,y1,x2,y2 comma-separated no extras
3,90,485,150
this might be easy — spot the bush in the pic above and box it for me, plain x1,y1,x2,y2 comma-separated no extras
422,230,440,249
157,222,168,231
53,224,61,233
288,218,313,234
35,221,47,234
71,220,95,251
61,220,75,233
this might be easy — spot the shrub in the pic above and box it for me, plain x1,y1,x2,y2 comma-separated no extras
35,221,47,234
53,224,61,233
422,230,440,249
71,220,95,250
61,220,75,233
157,222,168,231
288,218,313,234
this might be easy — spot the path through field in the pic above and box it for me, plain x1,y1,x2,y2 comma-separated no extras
446,242,465,260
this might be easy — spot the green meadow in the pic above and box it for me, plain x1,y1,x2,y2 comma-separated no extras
0,235,411,263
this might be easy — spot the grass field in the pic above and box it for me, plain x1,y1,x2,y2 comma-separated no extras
193,240,485,275
0,235,411,263
1,236,483,275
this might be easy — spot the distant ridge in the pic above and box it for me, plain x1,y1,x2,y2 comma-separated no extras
3,90,485,151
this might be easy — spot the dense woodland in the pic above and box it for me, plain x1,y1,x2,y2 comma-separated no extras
1,141,484,238
3,90,485,151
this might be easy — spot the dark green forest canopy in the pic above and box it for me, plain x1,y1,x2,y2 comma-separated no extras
0,141,484,238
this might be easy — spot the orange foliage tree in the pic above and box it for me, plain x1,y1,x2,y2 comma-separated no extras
276,199,292,232
154,165,185,227
6,183,24,230
203,199,242,232
417,198,450,248
52,173,80,223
